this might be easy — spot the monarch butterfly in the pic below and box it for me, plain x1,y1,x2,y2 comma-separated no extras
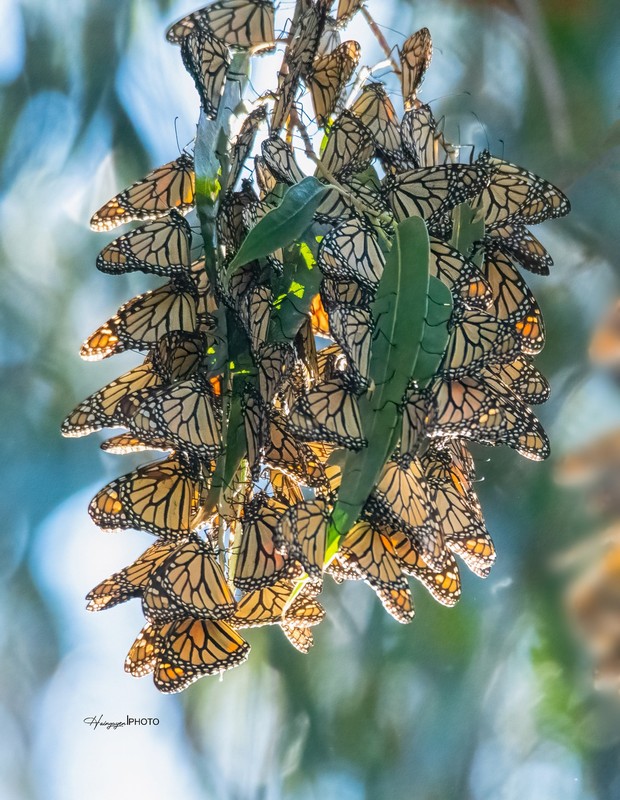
398,387,429,459
281,621,314,652
228,105,268,190
181,26,231,119
481,248,545,353
307,40,360,126
422,441,479,509
217,180,259,251
401,104,452,169
295,318,319,382
389,530,462,605
399,28,433,107
265,413,336,490
167,0,275,51
429,239,492,309
422,374,550,460
80,276,198,361
270,63,303,134
439,308,518,379
142,538,236,623
319,109,375,179
337,521,414,623
242,388,268,481
154,330,207,382
442,439,477,481
286,4,325,74
238,285,272,353
231,579,323,631
152,618,250,692
261,136,305,185
225,263,261,312
315,343,346,378
336,0,363,25
188,257,214,309
90,154,195,232
309,292,331,336
483,357,550,405
282,585,325,629
350,82,402,159
318,217,385,290
314,177,386,225
231,493,302,590
275,498,330,578
96,211,192,277
420,445,496,577
65,331,204,437
268,469,304,506
86,539,182,612
125,622,166,677
279,580,325,653
61,359,161,438
263,411,312,482
364,456,445,568
321,276,375,310
288,373,366,450
384,164,490,227
122,373,223,462
314,458,343,496
254,154,278,196
477,151,570,229
88,453,207,536
100,433,171,455
485,224,553,276
231,579,296,627
257,341,296,404
317,21,342,57
327,304,373,386
589,298,620,369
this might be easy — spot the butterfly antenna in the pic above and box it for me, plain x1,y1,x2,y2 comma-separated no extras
173,117,182,155
470,110,490,155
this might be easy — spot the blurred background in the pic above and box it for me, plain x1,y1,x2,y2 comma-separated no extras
1,0,619,797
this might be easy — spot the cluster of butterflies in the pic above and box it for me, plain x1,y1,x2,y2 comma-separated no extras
63,0,570,693
557,304,620,690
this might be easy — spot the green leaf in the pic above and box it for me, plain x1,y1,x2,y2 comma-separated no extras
327,217,434,549
226,177,328,274
269,240,322,342
414,276,453,388
450,201,485,266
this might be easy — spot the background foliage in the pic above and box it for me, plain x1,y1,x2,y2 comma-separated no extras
2,0,619,797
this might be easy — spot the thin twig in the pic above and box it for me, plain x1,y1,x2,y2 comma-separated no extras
345,59,393,109
361,7,401,76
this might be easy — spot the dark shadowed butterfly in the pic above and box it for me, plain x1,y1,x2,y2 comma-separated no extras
96,210,192,277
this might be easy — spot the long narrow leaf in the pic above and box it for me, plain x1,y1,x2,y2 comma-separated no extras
227,177,327,274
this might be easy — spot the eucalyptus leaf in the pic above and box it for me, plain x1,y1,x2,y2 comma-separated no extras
226,177,328,274
328,217,434,549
